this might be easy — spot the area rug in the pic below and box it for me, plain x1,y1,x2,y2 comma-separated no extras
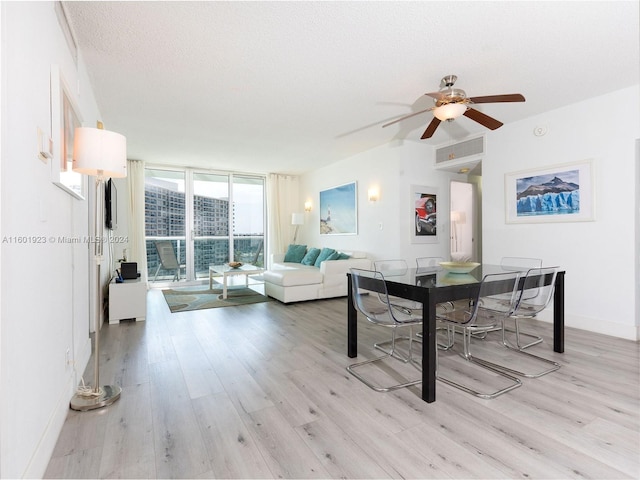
162,286,272,313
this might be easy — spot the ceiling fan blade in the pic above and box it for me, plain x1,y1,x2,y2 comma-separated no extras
382,107,434,128
421,117,441,139
468,94,525,104
425,91,444,100
463,108,503,130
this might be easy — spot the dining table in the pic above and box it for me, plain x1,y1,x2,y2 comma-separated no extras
346,263,565,403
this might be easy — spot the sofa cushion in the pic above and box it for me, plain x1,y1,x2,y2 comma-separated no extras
301,247,321,266
314,247,336,267
283,244,307,263
336,252,351,260
326,251,341,261
263,267,323,287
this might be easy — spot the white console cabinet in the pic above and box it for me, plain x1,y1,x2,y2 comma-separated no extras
108,278,147,324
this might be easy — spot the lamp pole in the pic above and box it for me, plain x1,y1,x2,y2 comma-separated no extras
70,175,122,410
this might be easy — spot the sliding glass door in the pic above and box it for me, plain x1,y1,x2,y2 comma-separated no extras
145,167,265,285
231,175,265,267
145,169,187,283
192,172,230,280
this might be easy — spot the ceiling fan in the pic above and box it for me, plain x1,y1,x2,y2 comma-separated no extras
383,75,525,139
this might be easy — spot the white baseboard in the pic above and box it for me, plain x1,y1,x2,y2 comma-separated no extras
23,335,92,478
23,373,76,478
536,310,639,341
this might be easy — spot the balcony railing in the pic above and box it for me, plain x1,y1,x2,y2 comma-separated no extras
146,235,264,282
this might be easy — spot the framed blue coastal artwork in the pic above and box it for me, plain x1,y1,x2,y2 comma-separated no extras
505,160,594,223
319,181,357,235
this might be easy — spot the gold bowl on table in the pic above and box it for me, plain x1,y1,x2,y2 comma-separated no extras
228,261,243,269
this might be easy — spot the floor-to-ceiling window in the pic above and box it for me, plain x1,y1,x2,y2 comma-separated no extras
145,169,187,283
145,167,265,285
231,175,265,266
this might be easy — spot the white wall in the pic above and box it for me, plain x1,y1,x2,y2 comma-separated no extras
1,3,102,477
482,86,639,340
299,86,639,341
298,140,463,263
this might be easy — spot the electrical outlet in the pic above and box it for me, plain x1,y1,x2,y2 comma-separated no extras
378,222,383,230
65,348,71,369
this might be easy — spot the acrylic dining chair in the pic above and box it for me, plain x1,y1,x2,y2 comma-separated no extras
347,268,423,392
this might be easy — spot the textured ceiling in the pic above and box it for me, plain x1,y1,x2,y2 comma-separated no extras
62,1,639,175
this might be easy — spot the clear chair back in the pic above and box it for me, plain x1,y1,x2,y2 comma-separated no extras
513,267,558,316
351,268,416,325
501,257,542,271
350,269,398,326
373,259,408,276
416,256,444,269
451,271,521,327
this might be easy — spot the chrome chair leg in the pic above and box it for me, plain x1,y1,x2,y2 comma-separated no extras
437,326,522,399
496,320,560,377
374,335,421,361
349,326,422,392
347,357,422,392
505,318,544,349
348,268,425,393
153,264,161,281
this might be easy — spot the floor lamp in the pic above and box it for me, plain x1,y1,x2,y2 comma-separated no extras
69,124,127,411
450,210,466,255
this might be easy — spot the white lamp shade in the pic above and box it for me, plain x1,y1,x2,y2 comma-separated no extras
291,213,304,225
433,103,467,121
451,210,467,223
73,127,127,178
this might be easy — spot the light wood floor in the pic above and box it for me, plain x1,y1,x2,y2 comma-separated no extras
45,288,640,479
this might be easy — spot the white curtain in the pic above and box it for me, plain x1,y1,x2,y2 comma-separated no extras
266,173,299,266
126,159,148,283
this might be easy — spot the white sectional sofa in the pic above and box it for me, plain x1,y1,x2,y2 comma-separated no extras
264,251,371,303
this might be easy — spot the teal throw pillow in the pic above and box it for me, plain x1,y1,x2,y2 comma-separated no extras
284,244,307,263
314,247,336,267
326,251,341,261
301,247,321,266
336,252,351,260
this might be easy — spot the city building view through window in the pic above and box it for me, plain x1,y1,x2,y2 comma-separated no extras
145,168,265,284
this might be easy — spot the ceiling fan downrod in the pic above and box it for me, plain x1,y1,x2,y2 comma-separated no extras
441,75,457,88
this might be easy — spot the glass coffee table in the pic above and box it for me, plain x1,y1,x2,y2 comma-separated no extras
209,264,265,299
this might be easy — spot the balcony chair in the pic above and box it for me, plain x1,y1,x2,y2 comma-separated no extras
153,240,186,281
347,268,422,392
239,238,264,266
436,271,522,399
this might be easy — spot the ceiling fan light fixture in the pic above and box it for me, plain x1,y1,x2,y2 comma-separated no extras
433,103,467,122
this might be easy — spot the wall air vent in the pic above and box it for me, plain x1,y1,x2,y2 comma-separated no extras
436,136,484,164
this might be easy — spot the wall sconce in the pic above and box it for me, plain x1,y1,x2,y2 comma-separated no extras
304,201,312,212
368,186,379,202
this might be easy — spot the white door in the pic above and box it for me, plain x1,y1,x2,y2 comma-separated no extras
449,180,476,261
